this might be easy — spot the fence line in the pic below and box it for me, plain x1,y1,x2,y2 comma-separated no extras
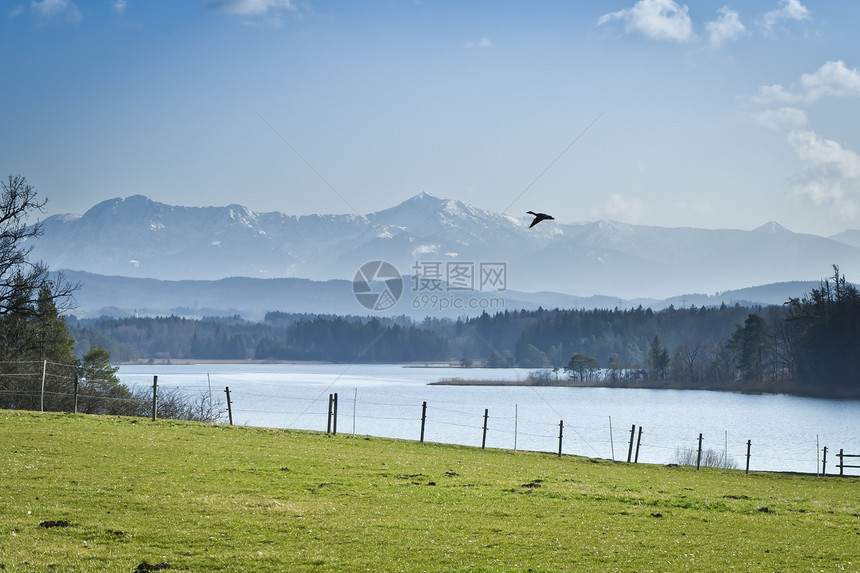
139,383,859,476
836,450,860,476
135,381,860,475
169,383,860,475
2,369,857,477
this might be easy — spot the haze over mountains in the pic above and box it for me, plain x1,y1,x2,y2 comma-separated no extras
33,193,860,319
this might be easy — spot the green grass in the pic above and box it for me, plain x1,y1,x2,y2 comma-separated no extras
1,411,858,572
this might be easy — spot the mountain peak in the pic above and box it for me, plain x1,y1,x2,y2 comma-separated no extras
369,192,448,220
753,221,791,234
397,191,446,208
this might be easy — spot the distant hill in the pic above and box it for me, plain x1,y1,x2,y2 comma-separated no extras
60,270,822,321
829,229,860,249
33,193,859,300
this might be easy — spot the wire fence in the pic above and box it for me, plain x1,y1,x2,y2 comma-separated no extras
142,373,860,477
0,361,220,421
4,363,858,477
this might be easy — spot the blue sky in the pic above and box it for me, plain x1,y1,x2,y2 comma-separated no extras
2,0,860,236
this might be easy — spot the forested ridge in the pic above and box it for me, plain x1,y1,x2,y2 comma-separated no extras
68,313,451,364
66,267,860,399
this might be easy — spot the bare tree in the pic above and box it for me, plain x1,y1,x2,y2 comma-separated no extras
0,175,78,319
671,342,702,385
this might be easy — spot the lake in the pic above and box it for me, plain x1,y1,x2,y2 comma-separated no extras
117,363,860,475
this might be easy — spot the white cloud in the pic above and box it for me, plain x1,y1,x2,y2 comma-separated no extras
205,0,294,16
753,83,801,105
788,131,860,178
467,38,492,48
30,0,81,23
787,130,860,220
780,0,810,20
754,61,860,105
751,61,860,222
753,107,807,130
598,0,694,43
705,6,745,48
603,194,645,223
800,60,860,101
112,0,126,16
759,0,809,36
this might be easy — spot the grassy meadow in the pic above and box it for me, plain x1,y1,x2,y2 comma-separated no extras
1,411,858,572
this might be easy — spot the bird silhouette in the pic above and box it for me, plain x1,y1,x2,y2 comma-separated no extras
527,211,555,228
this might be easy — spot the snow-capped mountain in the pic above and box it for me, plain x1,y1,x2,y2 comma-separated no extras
32,192,860,299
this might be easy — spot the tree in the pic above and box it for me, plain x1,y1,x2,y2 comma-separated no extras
606,355,622,385
34,281,76,364
565,353,600,381
485,350,512,368
77,346,132,414
518,344,549,368
729,313,769,384
0,176,78,322
785,265,860,396
647,336,670,382
0,176,82,411
672,342,702,386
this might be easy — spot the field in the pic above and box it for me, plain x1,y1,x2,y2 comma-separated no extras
1,411,858,572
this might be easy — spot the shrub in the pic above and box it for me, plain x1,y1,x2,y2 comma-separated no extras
674,446,737,469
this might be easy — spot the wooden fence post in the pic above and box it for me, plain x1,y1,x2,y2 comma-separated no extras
634,426,643,463
73,374,79,415
558,420,563,457
696,433,703,470
40,360,47,414
822,446,827,475
224,386,233,426
327,394,333,434
151,376,158,422
609,416,615,462
514,404,518,452
745,440,751,474
352,388,357,436
332,393,338,435
627,424,636,463
839,449,844,476
482,409,489,449
420,401,427,443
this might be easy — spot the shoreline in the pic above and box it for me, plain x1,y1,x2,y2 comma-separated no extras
111,363,859,400
431,378,860,400
116,359,460,367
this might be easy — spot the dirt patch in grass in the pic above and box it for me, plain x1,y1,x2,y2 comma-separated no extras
38,520,72,529
136,561,172,572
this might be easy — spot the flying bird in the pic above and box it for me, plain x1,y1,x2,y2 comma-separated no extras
527,211,554,228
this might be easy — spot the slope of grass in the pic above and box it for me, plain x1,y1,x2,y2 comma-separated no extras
1,411,858,572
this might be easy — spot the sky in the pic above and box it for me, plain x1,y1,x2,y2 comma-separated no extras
2,0,860,237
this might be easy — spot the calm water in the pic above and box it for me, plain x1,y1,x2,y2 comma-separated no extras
117,363,860,475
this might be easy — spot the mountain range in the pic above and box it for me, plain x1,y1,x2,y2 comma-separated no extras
31,193,860,318
58,270,824,321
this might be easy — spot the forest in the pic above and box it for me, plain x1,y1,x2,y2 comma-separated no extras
63,266,860,399
67,313,451,363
